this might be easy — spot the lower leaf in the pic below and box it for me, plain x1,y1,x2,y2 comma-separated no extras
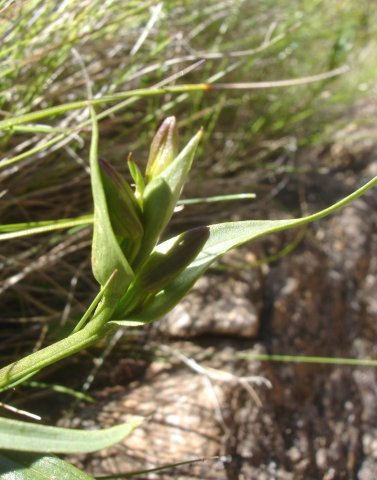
0,451,93,480
0,416,143,454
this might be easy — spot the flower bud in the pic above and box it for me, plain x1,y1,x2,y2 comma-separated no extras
136,226,210,294
133,128,203,269
145,116,178,183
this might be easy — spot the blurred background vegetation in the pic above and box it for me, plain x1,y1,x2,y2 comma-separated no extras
0,0,376,406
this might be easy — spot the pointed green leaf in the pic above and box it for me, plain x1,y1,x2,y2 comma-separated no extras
0,416,142,454
127,220,296,322
134,129,203,268
90,107,134,299
126,174,377,323
0,451,93,480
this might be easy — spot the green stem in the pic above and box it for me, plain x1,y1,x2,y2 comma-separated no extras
0,84,210,130
237,353,377,367
288,174,377,226
0,299,115,391
0,65,348,131
0,215,92,241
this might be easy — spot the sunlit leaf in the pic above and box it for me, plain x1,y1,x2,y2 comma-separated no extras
127,174,377,323
0,451,93,480
90,107,134,299
0,416,142,454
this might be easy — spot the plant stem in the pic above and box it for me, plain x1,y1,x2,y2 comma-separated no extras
237,352,377,367
0,299,115,391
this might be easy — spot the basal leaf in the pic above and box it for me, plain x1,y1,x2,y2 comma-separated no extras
0,416,142,454
0,451,93,480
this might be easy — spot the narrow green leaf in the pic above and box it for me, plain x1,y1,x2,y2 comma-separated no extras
0,195,254,241
0,416,143,454
127,220,295,322
0,451,94,480
90,107,134,299
127,175,377,323
237,352,377,367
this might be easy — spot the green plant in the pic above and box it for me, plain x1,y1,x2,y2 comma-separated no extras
0,111,376,478
1,1,377,477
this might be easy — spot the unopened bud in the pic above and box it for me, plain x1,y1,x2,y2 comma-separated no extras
133,128,203,269
137,226,210,293
145,116,178,183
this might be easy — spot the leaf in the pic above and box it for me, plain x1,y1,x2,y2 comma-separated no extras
90,107,134,299
128,220,297,322
0,451,93,480
127,174,377,323
114,226,209,317
0,416,143,454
